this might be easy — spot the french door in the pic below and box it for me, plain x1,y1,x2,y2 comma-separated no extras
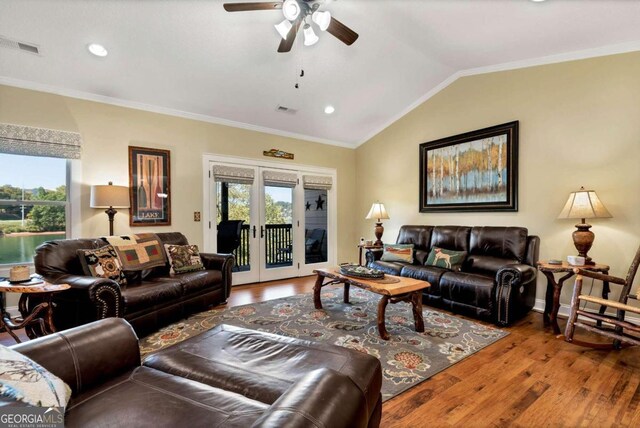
204,156,336,285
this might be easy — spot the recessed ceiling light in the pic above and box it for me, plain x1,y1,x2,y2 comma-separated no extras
87,43,108,57
530,0,546,2
324,105,335,114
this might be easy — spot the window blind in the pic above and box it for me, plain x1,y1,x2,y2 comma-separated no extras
263,170,297,188
303,175,333,190
212,165,255,185
0,123,82,159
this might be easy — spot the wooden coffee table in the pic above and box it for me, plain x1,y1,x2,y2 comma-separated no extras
313,267,430,340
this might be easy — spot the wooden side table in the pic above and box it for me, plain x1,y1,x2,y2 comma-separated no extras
537,260,610,335
358,244,383,266
0,281,70,343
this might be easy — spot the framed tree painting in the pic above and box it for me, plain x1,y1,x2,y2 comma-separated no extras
419,121,518,212
128,146,171,226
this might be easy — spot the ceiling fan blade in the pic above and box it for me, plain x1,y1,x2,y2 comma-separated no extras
327,17,359,46
277,18,301,53
223,2,282,12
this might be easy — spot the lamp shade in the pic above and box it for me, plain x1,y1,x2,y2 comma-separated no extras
558,187,611,220
365,202,390,221
90,182,130,208
312,10,331,31
275,19,293,40
282,0,300,21
303,24,319,46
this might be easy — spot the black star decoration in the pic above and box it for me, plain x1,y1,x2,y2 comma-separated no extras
305,202,311,211
315,195,325,210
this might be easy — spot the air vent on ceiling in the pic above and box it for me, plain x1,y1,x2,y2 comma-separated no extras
276,105,297,115
0,35,40,55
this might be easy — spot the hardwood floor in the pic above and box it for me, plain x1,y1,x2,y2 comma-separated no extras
2,276,639,427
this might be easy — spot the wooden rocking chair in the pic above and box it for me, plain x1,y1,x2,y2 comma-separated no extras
564,244,640,348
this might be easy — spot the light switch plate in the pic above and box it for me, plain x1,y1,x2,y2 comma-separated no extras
194,212,201,222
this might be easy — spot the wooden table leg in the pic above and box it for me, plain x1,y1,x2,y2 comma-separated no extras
343,283,350,304
411,291,424,333
377,295,390,341
313,274,324,310
542,271,555,326
597,271,610,328
549,272,574,335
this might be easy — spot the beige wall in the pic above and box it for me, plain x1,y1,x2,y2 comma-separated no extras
356,52,640,306
0,84,358,264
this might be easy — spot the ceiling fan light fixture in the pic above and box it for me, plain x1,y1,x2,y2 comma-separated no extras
312,10,331,31
303,24,319,46
274,19,293,40
282,0,300,21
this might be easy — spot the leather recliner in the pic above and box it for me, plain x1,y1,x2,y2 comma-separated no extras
366,225,540,326
33,232,234,337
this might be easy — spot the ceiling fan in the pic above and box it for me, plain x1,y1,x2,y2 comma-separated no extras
223,0,359,53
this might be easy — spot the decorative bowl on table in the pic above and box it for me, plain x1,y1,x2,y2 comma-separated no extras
339,264,385,279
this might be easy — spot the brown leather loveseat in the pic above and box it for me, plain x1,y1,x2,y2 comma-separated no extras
367,225,539,325
34,232,234,336
11,318,382,428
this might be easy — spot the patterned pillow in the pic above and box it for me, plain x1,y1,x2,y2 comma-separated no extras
77,246,127,285
425,247,467,271
0,345,71,407
380,244,414,263
164,244,205,275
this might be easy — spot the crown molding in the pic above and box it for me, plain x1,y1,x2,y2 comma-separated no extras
354,40,640,147
0,76,355,149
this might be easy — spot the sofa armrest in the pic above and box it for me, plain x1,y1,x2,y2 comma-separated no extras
200,253,235,300
494,264,538,326
52,274,123,319
251,368,368,428
10,318,140,395
364,248,383,266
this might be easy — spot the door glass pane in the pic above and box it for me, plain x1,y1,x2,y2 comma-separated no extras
304,189,328,264
216,182,251,272
264,186,293,269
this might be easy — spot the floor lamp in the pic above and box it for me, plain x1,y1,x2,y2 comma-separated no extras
90,182,130,236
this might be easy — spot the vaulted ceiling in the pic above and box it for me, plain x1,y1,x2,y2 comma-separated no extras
1,0,640,147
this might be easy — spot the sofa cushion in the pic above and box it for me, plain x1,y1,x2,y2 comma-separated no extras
121,279,182,315
380,244,414,263
66,366,267,428
77,245,127,286
439,271,495,314
143,324,382,418
174,270,224,295
424,247,467,271
368,260,407,276
399,265,448,296
165,244,205,275
0,345,71,407
469,226,528,262
430,226,471,252
465,255,519,277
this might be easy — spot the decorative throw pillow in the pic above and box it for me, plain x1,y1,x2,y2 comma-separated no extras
0,345,71,407
164,244,205,275
425,247,467,271
380,244,414,263
77,246,127,286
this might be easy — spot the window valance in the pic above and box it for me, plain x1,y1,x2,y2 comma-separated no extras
303,175,333,190
0,123,82,159
263,170,297,188
212,165,255,185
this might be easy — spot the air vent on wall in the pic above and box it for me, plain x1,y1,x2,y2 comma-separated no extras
0,35,40,55
275,105,297,115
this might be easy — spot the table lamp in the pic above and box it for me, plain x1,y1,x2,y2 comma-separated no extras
366,202,390,246
90,181,130,236
557,186,611,265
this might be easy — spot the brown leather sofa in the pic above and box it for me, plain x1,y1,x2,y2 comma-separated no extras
366,225,539,326
33,232,234,337
11,318,382,428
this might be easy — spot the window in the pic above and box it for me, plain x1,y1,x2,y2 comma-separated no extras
0,153,69,265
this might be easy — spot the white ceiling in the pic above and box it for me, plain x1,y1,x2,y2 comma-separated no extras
1,0,640,148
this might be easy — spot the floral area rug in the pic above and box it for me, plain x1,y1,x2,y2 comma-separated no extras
139,286,508,401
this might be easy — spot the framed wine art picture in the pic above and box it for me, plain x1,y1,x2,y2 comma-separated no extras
128,146,171,226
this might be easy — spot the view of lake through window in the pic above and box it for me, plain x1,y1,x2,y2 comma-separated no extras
0,153,68,265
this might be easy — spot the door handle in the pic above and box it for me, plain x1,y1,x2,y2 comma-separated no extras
252,225,256,238
261,226,265,238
